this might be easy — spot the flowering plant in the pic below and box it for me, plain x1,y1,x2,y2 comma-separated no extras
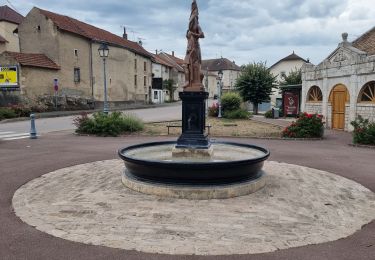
282,112,324,138
351,115,375,145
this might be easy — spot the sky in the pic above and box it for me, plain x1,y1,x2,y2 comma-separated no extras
4,0,375,66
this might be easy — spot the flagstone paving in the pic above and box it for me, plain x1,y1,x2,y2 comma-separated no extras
13,159,375,255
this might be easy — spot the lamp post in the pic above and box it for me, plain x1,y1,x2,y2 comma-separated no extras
98,42,109,114
205,68,209,117
217,70,223,118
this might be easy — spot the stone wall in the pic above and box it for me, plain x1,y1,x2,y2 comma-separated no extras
356,104,375,122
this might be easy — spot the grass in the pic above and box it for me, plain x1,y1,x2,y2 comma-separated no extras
143,117,283,138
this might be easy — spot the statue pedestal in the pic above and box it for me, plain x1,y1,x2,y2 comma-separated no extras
175,91,210,150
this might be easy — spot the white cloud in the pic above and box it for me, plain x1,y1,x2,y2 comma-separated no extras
7,0,375,65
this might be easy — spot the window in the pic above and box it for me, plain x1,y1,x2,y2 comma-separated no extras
307,86,323,102
74,49,78,57
134,75,137,86
144,76,147,87
134,59,137,71
74,68,80,83
144,61,147,72
37,25,41,31
359,81,375,103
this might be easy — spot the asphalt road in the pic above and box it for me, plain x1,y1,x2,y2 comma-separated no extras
0,103,182,134
0,130,374,260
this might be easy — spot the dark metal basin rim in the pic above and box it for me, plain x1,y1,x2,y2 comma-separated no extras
118,141,270,185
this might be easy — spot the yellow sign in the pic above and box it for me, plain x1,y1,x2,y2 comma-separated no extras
0,66,18,86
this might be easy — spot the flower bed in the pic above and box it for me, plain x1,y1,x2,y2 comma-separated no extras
351,115,375,146
282,113,324,138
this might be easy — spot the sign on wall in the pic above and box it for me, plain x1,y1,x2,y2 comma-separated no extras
0,66,18,86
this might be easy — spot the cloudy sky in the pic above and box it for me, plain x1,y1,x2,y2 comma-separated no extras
5,0,375,66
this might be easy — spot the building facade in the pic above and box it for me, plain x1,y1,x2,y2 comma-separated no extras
5,7,153,108
302,32,375,131
151,51,185,102
202,58,241,97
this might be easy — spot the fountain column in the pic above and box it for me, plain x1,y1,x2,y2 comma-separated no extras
174,0,211,156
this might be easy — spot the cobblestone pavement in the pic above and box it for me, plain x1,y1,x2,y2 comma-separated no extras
1,132,375,260
13,160,375,255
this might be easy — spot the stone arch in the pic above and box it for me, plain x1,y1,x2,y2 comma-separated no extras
358,81,375,103
306,86,323,102
329,84,350,103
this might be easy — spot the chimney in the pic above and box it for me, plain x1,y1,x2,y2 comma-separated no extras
138,40,143,46
123,27,128,40
155,50,158,55
172,51,175,57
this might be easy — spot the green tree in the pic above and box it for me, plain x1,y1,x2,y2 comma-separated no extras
235,62,277,114
279,68,302,86
163,79,176,102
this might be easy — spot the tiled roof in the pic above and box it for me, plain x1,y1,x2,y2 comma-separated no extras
37,8,152,58
151,53,174,68
158,52,185,72
4,51,60,70
202,58,241,71
270,52,307,68
0,5,23,24
0,33,7,43
163,53,185,66
352,27,375,55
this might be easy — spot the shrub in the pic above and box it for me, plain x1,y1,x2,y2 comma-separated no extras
351,115,375,145
208,102,219,117
221,92,242,113
224,108,252,119
264,110,273,118
0,107,17,121
7,104,32,117
74,111,144,137
282,112,324,138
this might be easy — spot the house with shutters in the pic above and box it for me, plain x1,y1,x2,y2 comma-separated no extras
2,7,153,108
151,51,185,102
202,58,241,95
302,31,375,131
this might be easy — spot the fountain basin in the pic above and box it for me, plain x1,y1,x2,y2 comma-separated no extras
118,141,270,185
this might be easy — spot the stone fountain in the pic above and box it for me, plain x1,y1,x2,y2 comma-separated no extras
118,0,269,199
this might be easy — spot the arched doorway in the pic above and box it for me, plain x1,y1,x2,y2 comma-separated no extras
329,84,350,130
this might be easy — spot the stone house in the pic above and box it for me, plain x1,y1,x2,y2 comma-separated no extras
269,52,308,111
0,5,23,53
0,51,60,106
202,69,218,99
152,51,185,102
202,58,241,95
8,7,153,108
151,53,173,103
302,31,375,131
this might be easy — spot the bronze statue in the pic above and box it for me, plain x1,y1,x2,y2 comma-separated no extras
183,0,205,92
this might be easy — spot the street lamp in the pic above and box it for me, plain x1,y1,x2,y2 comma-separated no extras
205,68,209,117
217,70,223,118
98,42,109,114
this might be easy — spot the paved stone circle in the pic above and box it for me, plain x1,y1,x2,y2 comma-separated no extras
12,160,375,255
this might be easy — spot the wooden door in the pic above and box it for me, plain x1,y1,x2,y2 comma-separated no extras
332,91,346,129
